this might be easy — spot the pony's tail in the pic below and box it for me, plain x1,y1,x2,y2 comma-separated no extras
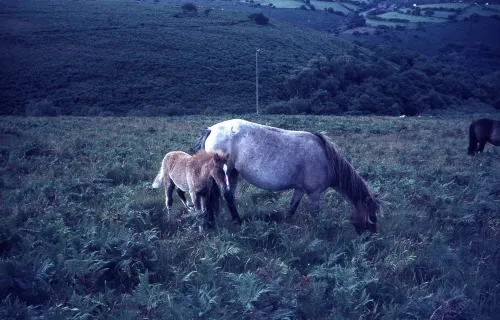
152,167,164,188
468,122,477,155
191,128,211,154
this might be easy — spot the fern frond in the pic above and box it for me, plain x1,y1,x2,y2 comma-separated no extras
228,272,272,313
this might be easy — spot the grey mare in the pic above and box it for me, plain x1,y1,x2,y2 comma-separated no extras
194,119,383,234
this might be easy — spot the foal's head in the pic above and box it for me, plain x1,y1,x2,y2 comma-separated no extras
351,196,382,234
209,152,230,191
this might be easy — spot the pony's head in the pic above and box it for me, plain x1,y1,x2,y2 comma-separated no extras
209,152,230,192
351,195,382,234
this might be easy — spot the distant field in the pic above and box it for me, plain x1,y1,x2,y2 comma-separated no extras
365,19,415,28
458,6,500,18
379,11,446,23
339,2,361,11
259,0,303,8
310,1,352,13
419,3,470,9
427,10,454,19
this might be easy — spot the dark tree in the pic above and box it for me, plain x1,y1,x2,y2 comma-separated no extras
248,13,269,25
181,3,197,14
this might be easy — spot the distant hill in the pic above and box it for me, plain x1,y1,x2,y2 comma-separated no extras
1,0,499,116
0,0,361,116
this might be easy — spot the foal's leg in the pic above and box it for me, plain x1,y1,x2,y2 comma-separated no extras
201,195,216,229
164,179,176,214
287,189,305,218
224,169,242,224
190,191,202,211
176,189,192,211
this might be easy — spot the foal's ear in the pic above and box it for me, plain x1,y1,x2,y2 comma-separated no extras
213,153,220,161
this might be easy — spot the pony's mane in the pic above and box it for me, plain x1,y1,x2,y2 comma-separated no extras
314,133,381,218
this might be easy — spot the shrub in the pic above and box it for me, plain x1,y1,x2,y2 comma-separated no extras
263,101,294,114
181,3,197,13
25,99,59,117
493,97,500,110
248,13,269,25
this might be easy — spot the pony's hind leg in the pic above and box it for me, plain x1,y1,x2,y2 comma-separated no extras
164,179,175,214
477,140,487,153
287,189,305,218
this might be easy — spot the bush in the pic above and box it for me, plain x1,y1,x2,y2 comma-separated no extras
181,3,197,13
248,13,269,25
263,101,294,114
25,99,59,117
493,97,500,110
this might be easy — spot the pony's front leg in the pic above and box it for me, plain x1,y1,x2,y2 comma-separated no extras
224,169,242,224
287,189,304,219
306,191,321,218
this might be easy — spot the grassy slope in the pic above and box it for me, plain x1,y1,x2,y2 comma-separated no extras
1,114,499,318
0,0,358,116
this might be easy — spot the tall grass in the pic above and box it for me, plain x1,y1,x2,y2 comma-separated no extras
0,114,499,319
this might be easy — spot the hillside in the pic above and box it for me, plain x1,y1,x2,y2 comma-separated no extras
0,0,360,116
0,114,499,318
2,0,500,117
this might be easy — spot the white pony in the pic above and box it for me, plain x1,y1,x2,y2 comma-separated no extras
194,119,382,234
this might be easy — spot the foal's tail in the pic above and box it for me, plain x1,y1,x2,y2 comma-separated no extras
468,121,477,155
191,128,211,153
152,166,164,188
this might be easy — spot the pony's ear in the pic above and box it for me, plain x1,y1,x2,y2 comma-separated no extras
213,153,220,161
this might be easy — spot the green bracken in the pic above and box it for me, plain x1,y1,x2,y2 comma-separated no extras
0,114,499,319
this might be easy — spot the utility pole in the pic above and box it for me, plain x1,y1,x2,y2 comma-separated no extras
256,48,260,114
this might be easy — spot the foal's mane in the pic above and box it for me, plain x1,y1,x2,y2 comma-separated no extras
190,151,226,166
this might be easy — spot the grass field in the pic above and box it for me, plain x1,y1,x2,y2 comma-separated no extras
1,114,499,319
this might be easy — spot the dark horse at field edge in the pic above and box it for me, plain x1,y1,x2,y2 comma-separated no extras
152,151,229,228
193,119,383,234
468,119,500,155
